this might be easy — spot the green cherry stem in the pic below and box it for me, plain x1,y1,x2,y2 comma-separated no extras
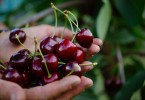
61,18,68,39
24,24,29,28
51,4,58,38
35,37,51,78
51,3,80,32
66,14,75,36
65,70,75,77
67,10,79,32
0,64,7,70
34,37,38,58
79,62,98,66
58,62,66,65
15,34,30,51
57,62,97,66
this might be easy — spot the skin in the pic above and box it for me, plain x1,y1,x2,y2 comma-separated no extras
0,25,102,100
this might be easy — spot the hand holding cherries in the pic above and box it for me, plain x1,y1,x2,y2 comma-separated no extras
0,3,101,88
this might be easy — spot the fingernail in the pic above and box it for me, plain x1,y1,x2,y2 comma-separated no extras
10,93,16,100
85,80,93,88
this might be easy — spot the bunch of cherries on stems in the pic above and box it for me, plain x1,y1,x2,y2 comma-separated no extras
0,3,97,88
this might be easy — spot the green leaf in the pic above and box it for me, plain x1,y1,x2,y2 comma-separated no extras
114,0,145,26
96,0,112,41
106,29,136,44
115,70,145,100
131,26,145,40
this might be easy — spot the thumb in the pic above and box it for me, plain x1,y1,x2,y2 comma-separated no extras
0,80,25,100
25,75,81,100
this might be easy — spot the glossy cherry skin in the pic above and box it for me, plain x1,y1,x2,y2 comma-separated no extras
40,36,58,55
9,29,26,44
44,54,58,72
18,49,31,55
9,53,31,71
2,69,24,86
21,71,30,88
42,72,61,85
72,47,84,64
53,36,62,43
105,77,122,94
30,57,46,78
76,28,93,48
62,61,82,77
57,39,77,61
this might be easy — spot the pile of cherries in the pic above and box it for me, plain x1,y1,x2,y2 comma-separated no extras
0,27,95,88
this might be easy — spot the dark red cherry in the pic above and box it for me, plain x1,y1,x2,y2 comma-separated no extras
62,61,82,77
18,49,31,55
44,54,58,72
30,57,46,78
2,69,24,86
53,36,62,43
9,29,26,44
72,47,84,63
76,28,93,48
105,77,122,94
57,39,77,61
21,71,30,88
9,53,30,71
40,36,58,55
42,72,61,85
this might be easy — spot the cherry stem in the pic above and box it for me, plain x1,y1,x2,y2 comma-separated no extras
24,24,29,28
57,62,97,66
50,3,80,33
65,14,75,36
0,60,7,70
15,34,30,52
61,18,68,39
34,37,38,58
79,62,98,66
58,62,66,65
35,37,51,78
0,64,7,70
51,3,57,38
67,10,79,32
16,34,40,57
65,70,75,77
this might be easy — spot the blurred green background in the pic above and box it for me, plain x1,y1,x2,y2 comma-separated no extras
0,0,145,100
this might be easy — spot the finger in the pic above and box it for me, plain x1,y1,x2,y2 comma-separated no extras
83,44,100,60
0,80,25,100
55,27,73,40
25,75,81,100
80,61,93,74
56,76,93,100
93,38,103,46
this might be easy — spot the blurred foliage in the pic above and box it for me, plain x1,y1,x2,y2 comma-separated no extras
0,0,145,100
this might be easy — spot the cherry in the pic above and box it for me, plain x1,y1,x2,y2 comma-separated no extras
30,57,46,78
21,71,30,88
105,77,122,95
57,39,77,61
42,72,61,85
18,49,31,55
44,54,58,72
40,36,58,55
53,36,62,43
9,29,26,44
62,61,82,77
2,69,24,86
9,53,31,71
76,28,93,48
72,47,84,63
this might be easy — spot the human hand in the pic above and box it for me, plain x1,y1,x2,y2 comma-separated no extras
0,25,102,100
0,25,102,62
